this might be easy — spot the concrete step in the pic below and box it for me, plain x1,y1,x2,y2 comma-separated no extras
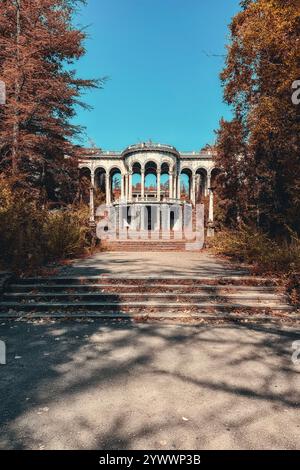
0,301,292,312
8,283,279,293
0,311,298,321
101,239,201,252
12,275,276,286
1,274,293,321
3,292,287,303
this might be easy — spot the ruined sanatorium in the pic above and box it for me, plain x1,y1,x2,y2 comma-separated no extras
79,142,218,241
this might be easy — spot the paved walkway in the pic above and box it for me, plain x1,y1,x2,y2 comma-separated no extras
58,251,248,278
0,321,299,449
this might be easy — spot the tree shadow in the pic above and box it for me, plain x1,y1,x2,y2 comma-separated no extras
0,320,299,450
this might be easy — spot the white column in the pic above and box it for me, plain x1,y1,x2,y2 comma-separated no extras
205,173,210,197
157,170,161,202
161,204,170,238
89,170,95,223
177,173,181,200
105,172,111,205
121,174,125,201
195,174,201,202
207,173,214,237
169,171,173,200
141,170,145,200
125,173,128,202
174,174,178,200
191,173,196,206
129,172,133,202
153,205,160,237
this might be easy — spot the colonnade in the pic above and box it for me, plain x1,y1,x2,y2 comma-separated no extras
87,167,215,235
88,168,214,206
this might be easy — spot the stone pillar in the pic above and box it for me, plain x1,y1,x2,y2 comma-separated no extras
191,173,196,206
205,173,210,197
169,171,173,200
141,170,145,200
105,172,111,205
174,174,178,200
177,173,181,201
155,205,161,233
161,204,171,239
141,205,148,232
207,174,214,237
89,170,95,223
125,173,128,202
121,174,125,201
157,170,161,202
128,172,133,202
195,174,201,202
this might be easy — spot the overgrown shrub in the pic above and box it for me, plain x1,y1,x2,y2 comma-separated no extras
210,226,300,274
44,207,91,260
0,178,93,273
209,226,300,305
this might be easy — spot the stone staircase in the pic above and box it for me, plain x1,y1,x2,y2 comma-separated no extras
101,240,196,251
0,275,296,321
100,230,201,251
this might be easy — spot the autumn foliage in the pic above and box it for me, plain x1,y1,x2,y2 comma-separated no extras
0,0,101,202
215,0,300,238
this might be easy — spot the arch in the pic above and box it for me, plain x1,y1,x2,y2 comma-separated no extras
132,162,142,197
196,167,208,201
79,167,91,204
108,164,123,175
161,162,170,199
94,166,106,192
180,168,192,202
145,160,158,173
79,166,91,181
210,167,221,189
110,167,122,202
145,161,157,195
130,159,144,172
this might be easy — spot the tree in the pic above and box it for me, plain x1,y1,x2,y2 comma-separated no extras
216,0,300,237
0,0,102,202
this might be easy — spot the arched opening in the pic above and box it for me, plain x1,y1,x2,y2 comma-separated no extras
132,162,141,200
110,167,122,202
210,168,221,190
161,162,170,200
180,169,192,202
145,161,157,200
196,168,208,202
94,167,106,205
79,167,91,204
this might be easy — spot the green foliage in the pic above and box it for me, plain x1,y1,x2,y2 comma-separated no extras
0,178,93,273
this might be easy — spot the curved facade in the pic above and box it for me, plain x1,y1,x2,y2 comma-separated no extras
79,142,218,209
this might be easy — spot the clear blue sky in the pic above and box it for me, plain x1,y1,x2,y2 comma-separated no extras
73,0,240,151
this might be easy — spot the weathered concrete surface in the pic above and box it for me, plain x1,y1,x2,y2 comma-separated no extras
0,320,299,450
58,251,248,278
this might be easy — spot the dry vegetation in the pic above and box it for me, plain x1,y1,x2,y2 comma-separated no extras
0,178,94,273
209,227,300,306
